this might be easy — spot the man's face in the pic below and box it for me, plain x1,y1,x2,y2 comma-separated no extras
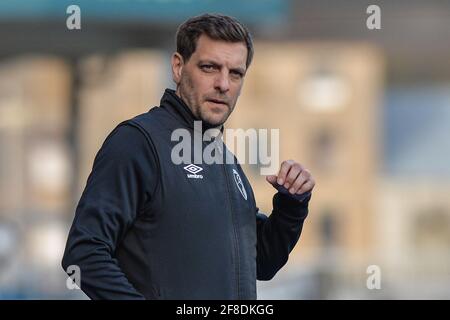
172,34,248,127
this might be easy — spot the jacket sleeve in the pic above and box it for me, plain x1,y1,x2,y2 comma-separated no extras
256,192,311,280
61,123,159,300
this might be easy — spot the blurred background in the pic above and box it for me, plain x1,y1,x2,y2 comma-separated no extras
0,0,449,299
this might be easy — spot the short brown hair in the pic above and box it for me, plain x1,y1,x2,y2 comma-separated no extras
176,13,254,69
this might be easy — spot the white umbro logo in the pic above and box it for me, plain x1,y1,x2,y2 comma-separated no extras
184,164,203,179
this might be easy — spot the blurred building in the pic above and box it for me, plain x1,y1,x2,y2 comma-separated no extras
0,56,73,298
227,42,384,298
76,51,166,195
229,41,384,262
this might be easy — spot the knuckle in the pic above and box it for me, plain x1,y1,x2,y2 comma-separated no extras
283,160,294,167
300,170,308,179
293,180,302,188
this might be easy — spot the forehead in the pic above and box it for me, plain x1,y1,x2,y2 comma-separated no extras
191,34,247,68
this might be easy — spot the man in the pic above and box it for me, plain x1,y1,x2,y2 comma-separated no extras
62,13,315,300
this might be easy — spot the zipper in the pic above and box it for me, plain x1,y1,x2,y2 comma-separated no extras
221,156,241,300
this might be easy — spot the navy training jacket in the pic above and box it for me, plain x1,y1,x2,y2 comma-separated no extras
61,88,311,300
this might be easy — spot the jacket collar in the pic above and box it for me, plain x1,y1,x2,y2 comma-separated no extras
160,88,224,135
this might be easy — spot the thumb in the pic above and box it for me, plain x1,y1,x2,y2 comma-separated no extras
265,175,278,186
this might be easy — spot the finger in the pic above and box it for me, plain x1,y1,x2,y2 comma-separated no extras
276,160,294,185
297,179,315,194
284,164,302,190
289,170,308,194
266,175,277,185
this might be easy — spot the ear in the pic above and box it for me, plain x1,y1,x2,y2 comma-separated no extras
171,52,184,85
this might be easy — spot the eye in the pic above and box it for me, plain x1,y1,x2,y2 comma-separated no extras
200,64,215,72
230,70,244,79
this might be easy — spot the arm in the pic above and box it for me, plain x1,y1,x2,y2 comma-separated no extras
256,160,315,280
61,123,158,299
256,192,311,280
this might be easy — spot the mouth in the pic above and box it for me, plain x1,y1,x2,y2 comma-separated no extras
206,98,228,106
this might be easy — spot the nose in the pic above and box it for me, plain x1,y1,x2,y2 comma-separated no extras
214,70,230,93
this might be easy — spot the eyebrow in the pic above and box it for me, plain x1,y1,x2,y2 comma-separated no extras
198,60,246,75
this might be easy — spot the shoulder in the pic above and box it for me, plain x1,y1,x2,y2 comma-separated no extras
128,106,173,129
96,123,148,161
